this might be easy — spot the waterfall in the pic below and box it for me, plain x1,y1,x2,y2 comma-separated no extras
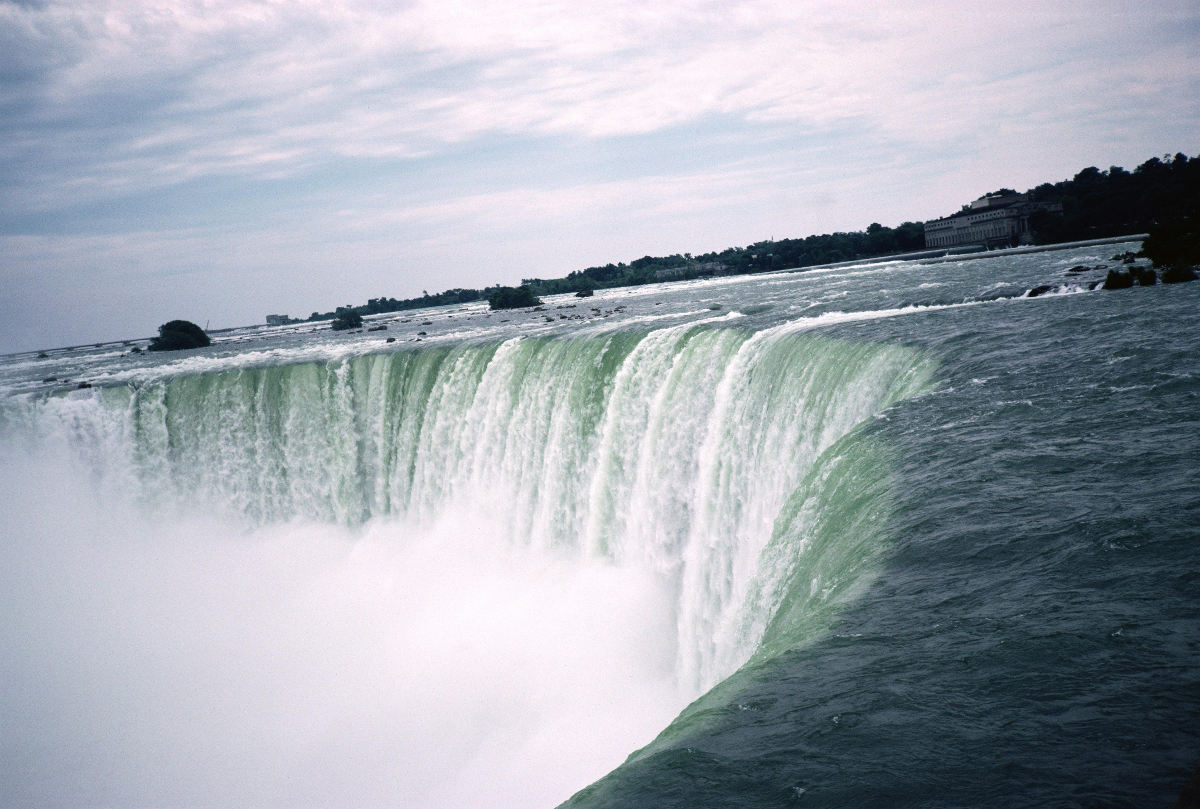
4,324,932,693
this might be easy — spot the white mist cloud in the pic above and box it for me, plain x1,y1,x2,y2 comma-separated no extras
0,443,684,809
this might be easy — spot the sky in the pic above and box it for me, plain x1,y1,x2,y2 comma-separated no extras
1,0,1197,354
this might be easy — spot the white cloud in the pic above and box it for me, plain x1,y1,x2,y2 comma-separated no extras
3,0,1194,203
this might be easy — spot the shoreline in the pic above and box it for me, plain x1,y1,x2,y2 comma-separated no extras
779,233,1148,274
3,234,1151,358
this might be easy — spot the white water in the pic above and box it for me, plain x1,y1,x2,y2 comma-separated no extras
1,444,680,809
1,326,934,808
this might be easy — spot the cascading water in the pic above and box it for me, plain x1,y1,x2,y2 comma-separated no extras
8,325,932,693
1,322,933,807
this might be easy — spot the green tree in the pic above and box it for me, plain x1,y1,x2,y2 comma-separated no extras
488,285,542,310
331,308,364,330
1142,208,1200,269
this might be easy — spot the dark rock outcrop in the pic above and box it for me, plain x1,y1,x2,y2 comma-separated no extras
1102,268,1134,290
1161,265,1198,284
1130,266,1157,286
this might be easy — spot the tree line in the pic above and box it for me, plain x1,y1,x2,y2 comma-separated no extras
1025,153,1199,243
300,152,1197,322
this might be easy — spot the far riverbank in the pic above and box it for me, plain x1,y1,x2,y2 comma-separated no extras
784,233,1148,274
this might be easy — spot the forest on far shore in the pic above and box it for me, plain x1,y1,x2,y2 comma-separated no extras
297,152,1199,323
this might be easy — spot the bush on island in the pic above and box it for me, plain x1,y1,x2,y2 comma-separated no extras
148,319,211,351
331,308,364,330
1141,211,1200,274
488,285,542,310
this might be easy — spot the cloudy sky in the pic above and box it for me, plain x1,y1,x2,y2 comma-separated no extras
1,0,1197,353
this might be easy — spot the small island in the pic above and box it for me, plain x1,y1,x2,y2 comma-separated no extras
148,320,211,351
330,308,364,330
488,285,542,310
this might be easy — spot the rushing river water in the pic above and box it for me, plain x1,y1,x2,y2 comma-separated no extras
2,241,1197,808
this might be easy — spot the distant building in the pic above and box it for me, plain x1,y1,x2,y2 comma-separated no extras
924,193,1062,249
265,314,291,326
654,262,730,281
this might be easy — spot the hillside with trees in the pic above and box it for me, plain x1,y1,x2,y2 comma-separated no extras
303,152,1197,324
1025,153,1199,243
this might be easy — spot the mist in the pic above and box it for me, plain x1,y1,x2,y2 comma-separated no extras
0,444,685,809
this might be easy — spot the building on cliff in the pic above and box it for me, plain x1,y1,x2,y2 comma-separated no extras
654,261,730,281
924,193,1062,249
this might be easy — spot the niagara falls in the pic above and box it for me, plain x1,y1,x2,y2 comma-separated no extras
4,241,1198,807
2,1,1198,807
